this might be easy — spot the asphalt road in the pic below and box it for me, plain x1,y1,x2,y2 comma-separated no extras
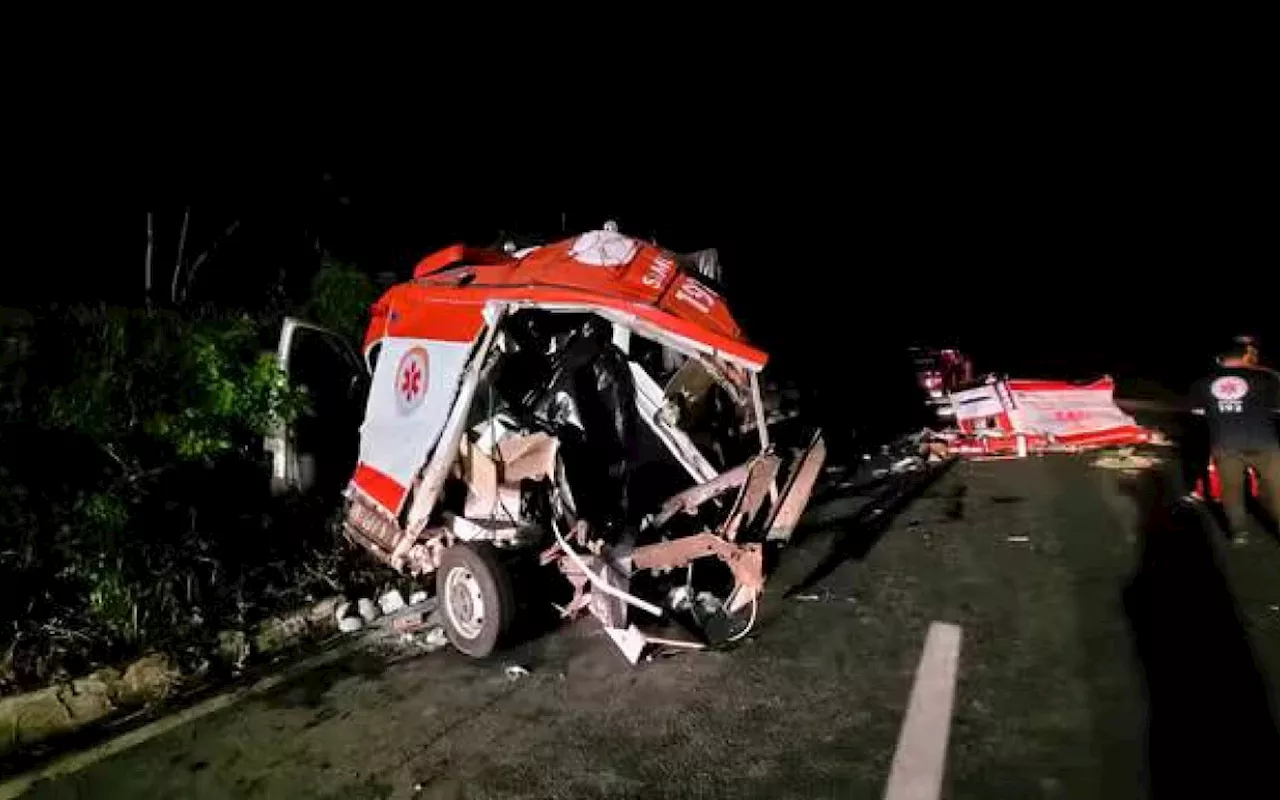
22,454,1280,799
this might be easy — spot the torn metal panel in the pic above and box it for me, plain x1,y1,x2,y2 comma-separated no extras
721,454,780,542
652,460,753,528
766,433,827,542
632,533,764,597
748,372,771,454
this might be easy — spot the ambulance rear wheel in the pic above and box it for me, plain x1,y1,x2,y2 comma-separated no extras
437,543,514,658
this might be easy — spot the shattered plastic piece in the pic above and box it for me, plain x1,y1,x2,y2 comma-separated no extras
794,593,823,602
339,616,365,634
604,625,648,665
397,625,449,653
1006,535,1030,543
378,590,406,615
425,626,448,649
409,590,429,606
504,664,531,680
357,598,381,623
334,601,352,624
392,611,429,634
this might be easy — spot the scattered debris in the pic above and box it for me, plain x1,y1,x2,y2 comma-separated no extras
424,627,448,649
504,665,530,681
1091,449,1163,472
793,591,857,604
1006,536,1030,543
391,611,431,635
378,590,406,615
394,626,449,654
604,626,648,665
356,598,381,623
409,591,429,606
645,635,706,651
335,600,367,633
891,456,925,474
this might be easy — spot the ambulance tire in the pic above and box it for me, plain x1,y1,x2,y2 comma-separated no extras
437,543,515,658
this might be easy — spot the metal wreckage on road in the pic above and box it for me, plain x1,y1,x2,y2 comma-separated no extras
269,229,825,662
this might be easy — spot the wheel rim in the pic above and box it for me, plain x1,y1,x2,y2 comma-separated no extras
444,565,486,640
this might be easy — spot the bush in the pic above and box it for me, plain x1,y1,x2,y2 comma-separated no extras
306,258,378,346
0,306,360,694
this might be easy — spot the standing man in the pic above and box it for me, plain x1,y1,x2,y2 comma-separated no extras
1191,336,1280,545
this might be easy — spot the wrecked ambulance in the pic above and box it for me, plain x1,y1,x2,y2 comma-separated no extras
268,230,825,660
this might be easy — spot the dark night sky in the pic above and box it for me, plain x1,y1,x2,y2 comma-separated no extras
11,81,1275,390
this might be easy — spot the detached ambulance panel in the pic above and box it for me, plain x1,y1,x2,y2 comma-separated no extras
1004,379,1148,448
949,377,1149,454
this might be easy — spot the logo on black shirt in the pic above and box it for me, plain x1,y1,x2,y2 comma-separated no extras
1211,376,1249,412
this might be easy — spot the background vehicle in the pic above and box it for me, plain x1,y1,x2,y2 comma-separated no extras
909,346,973,418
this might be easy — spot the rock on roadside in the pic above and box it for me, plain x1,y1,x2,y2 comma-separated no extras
0,596,343,761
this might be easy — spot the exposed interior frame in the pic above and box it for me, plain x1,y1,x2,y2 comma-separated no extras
396,300,767,545
499,300,767,372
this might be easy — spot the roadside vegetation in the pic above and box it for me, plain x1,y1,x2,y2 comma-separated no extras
0,258,380,696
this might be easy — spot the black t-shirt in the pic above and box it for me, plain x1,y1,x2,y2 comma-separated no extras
1192,365,1280,450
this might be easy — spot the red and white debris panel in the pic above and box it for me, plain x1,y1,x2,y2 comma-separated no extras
947,377,1152,457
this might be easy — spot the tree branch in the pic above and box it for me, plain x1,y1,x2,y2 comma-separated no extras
144,212,154,301
171,206,190,304
181,219,241,303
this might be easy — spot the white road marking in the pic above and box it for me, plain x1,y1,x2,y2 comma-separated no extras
884,622,963,800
